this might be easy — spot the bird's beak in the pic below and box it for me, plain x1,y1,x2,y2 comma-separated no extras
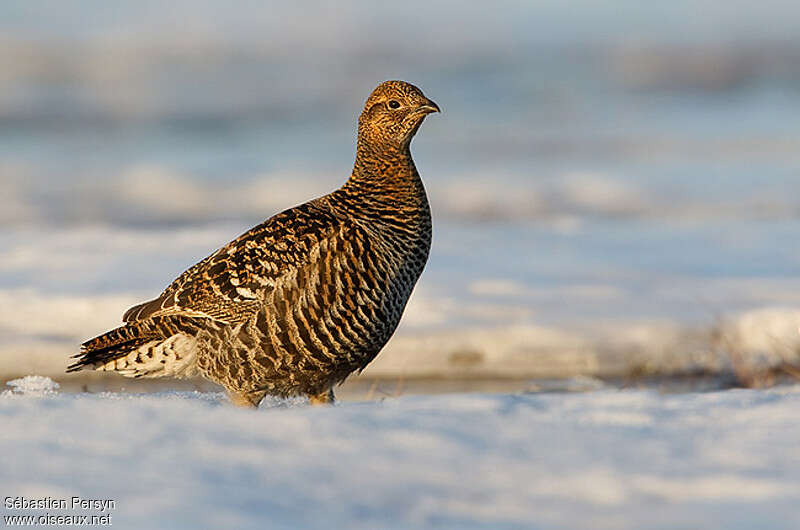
418,99,440,114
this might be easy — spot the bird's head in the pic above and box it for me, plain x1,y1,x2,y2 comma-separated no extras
358,80,439,151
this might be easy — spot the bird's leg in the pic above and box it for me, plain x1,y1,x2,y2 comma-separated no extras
227,390,265,408
308,388,335,406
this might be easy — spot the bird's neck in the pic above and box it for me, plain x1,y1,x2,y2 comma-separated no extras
340,138,432,254
348,139,422,196
335,139,431,237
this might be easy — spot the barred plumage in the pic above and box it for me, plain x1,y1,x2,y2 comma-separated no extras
68,80,439,407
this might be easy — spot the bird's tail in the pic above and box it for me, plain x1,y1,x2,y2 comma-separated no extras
68,316,205,379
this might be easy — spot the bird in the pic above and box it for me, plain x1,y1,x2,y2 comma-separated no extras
68,80,439,407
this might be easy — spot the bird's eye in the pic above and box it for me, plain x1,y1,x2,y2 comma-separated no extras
387,100,401,109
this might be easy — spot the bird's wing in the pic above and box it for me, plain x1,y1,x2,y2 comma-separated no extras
123,199,355,325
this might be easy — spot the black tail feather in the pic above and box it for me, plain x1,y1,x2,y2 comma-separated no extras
68,322,158,372
67,337,154,372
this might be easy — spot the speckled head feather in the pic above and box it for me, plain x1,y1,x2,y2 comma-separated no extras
358,80,439,151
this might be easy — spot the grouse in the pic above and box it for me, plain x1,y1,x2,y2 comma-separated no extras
68,80,439,407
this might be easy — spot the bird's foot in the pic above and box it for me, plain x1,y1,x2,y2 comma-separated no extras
227,390,265,408
308,389,335,406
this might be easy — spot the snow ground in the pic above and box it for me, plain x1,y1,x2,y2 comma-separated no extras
1,377,799,529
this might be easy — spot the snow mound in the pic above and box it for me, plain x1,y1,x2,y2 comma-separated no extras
718,307,800,367
4,375,60,396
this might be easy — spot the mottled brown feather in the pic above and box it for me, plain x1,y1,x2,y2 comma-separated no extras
69,80,438,406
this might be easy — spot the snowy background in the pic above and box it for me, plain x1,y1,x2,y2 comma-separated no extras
2,2,800,528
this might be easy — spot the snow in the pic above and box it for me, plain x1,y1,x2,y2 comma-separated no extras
3,375,59,396
2,378,799,529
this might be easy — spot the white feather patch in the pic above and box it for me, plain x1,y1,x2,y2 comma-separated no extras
98,334,199,379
